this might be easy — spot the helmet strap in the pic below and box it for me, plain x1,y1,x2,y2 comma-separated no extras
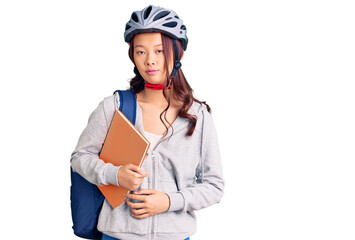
167,39,182,89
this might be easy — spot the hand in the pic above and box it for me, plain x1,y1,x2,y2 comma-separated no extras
126,189,170,219
117,164,148,191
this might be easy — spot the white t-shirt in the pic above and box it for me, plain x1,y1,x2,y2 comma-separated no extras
143,131,163,150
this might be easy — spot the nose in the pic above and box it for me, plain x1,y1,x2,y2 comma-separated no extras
145,52,155,66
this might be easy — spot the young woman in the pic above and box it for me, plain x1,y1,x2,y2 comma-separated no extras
71,5,224,240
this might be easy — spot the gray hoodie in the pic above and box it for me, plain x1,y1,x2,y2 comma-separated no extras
71,92,224,240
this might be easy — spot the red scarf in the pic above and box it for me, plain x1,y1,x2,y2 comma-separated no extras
144,82,165,90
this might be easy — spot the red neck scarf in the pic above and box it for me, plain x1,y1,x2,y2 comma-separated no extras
145,82,166,90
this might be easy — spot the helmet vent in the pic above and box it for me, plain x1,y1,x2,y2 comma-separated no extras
125,24,131,31
180,25,186,30
175,15,180,19
153,11,170,21
162,21,178,28
131,12,139,22
144,6,152,19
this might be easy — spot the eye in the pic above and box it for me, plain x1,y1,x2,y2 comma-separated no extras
136,51,145,55
156,49,164,54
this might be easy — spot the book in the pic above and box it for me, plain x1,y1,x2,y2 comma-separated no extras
98,109,150,209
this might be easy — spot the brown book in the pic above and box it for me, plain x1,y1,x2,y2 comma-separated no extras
98,109,150,209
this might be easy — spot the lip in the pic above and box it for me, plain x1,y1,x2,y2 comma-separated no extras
146,69,158,75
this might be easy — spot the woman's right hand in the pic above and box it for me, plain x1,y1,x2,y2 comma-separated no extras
117,164,148,191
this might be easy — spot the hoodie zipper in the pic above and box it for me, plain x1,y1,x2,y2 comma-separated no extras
149,137,164,237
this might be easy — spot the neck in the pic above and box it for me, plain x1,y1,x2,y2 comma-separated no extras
139,88,171,107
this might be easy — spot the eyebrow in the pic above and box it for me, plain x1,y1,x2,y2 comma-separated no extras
134,43,163,48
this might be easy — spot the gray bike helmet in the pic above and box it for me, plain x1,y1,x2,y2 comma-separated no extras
124,5,188,51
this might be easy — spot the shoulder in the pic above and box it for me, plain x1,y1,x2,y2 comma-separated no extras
188,101,210,118
188,101,214,135
103,94,116,108
93,94,116,127
99,94,115,113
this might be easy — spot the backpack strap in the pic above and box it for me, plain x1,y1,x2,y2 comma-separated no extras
113,90,137,125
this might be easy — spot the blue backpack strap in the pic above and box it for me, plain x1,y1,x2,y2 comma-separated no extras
71,89,136,239
114,89,137,125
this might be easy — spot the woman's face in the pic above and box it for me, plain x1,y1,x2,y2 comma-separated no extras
133,32,173,85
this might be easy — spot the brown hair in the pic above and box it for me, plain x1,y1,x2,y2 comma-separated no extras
128,33,211,137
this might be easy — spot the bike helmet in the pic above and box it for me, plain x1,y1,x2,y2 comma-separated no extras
124,5,188,51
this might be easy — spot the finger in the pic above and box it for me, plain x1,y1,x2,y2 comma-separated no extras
132,213,150,219
126,193,147,201
132,172,145,179
138,170,148,177
131,208,147,216
133,171,148,179
134,189,155,195
126,164,143,174
126,200,145,209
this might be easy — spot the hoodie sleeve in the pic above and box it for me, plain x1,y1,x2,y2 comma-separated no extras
70,98,121,187
167,107,225,212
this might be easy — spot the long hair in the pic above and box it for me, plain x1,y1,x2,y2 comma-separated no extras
128,33,211,137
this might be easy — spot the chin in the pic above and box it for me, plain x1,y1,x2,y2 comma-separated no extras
144,76,165,85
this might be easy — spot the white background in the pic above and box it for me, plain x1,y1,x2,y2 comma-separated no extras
1,0,354,239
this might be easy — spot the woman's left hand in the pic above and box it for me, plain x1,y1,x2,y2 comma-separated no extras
126,189,170,219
